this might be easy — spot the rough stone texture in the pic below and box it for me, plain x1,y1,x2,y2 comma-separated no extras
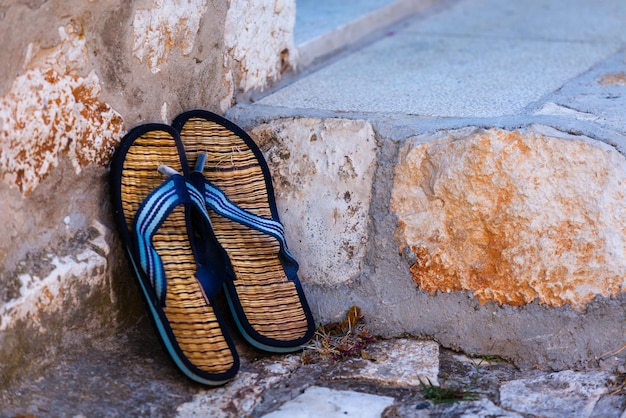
500,370,615,418
263,386,395,418
1,321,623,417
325,339,440,386
440,399,524,418
0,161,129,388
0,318,200,417
0,1,231,125
1,0,624,406
233,0,624,386
132,0,209,74
228,121,626,371
250,118,377,286
0,221,110,332
392,126,626,309
0,23,124,194
175,355,301,418
223,0,297,108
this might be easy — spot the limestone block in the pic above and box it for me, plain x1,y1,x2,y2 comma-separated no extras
326,339,440,387
132,0,208,74
500,370,613,417
263,386,394,418
391,127,626,309
223,0,296,102
250,118,377,286
0,24,124,195
175,355,300,418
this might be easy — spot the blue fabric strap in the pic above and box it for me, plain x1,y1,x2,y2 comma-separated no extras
132,173,212,306
190,171,299,279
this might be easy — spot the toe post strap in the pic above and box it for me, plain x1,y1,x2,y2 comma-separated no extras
192,153,299,278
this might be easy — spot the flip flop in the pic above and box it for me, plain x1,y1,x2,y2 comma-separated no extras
110,124,239,385
172,110,316,352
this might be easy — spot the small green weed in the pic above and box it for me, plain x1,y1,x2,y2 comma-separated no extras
469,354,502,376
419,378,479,404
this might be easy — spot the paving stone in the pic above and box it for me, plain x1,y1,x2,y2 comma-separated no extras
175,356,301,418
325,339,439,387
294,0,437,68
261,36,618,117
499,370,614,418
294,0,396,45
537,52,626,138
437,399,524,418
259,0,625,117
262,385,394,418
407,0,626,42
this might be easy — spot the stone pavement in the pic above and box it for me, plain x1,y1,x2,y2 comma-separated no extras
1,314,624,417
272,0,626,121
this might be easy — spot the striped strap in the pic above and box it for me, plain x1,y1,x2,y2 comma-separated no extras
132,172,211,306
191,155,299,278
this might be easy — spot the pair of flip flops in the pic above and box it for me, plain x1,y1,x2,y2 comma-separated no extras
110,110,315,385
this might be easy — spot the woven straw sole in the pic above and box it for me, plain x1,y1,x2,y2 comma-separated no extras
115,127,236,382
175,113,313,348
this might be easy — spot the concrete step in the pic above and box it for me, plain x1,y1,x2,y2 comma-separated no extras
294,0,440,68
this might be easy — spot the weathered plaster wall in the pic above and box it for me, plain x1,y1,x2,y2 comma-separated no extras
0,23,124,194
0,161,119,386
0,0,296,387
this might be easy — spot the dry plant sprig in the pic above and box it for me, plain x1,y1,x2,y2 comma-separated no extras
302,306,376,363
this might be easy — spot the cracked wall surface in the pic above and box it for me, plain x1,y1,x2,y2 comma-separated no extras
132,0,209,74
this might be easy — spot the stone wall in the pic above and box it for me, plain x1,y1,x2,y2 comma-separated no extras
0,0,296,387
234,112,626,371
